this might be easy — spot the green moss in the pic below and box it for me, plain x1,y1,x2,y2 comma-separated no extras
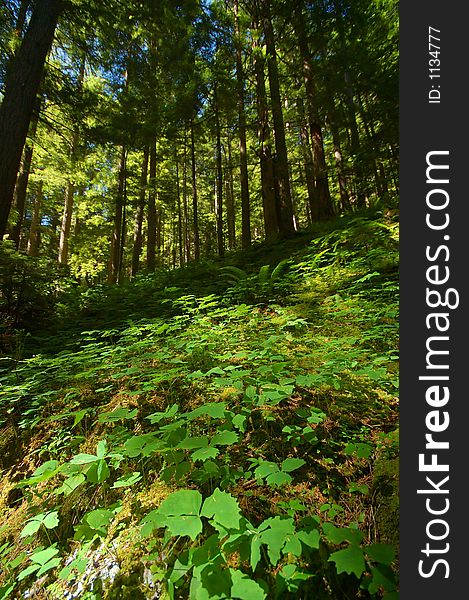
372,443,399,549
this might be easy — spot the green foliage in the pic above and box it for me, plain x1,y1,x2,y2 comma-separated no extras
0,213,398,598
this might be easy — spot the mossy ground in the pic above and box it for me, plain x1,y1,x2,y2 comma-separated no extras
0,211,399,598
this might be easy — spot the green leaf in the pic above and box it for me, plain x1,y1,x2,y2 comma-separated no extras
211,430,239,446
365,544,396,565
96,439,107,458
265,471,292,487
201,489,241,530
329,545,366,578
186,402,226,420
344,442,373,459
165,515,203,541
31,547,59,565
98,407,138,423
230,569,266,600
191,447,219,462
17,564,40,581
259,517,295,566
297,528,320,549
20,511,59,538
70,453,98,465
322,523,363,545
159,489,202,515
281,458,306,473
178,436,209,450
254,461,278,480
112,471,142,488
56,474,85,496
146,403,179,424
86,509,114,532
36,557,61,577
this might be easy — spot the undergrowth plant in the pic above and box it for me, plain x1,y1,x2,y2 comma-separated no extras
0,214,399,599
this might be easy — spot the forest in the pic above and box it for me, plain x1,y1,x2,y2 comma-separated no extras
0,0,399,598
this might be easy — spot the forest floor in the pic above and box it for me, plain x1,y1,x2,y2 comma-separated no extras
0,210,399,600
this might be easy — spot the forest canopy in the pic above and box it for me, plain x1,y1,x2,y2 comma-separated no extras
0,1,399,599
0,0,398,283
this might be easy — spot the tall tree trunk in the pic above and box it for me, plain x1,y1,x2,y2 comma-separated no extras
330,118,350,212
253,28,278,241
226,135,236,250
297,95,317,223
0,0,62,238
294,9,333,220
147,140,157,271
234,0,251,248
10,97,41,248
214,84,224,258
108,146,126,284
27,181,43,256
131,146,149,276
175,151,184,266
182,131,190,262
58,56,85,265
190,119,200,261
261,0,294,236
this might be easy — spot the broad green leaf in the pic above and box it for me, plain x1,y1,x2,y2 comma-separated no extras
159,489,203,517
20,511,59,538
164,515,203,541
98,407,138,423
365,543,396,565
201,489,241,530
186,403,226,420
31,547,59,565
254,461,278,480
17,564,40,581
191,447,219,462
265,471,292,487
322,523,363,545
146,403,179,424
211,430,239,446
96,439,107,458
281,458,305,473
32,460,59,478
36,557,61,577
260,517,295,566
344,442,373,459
178,436,209,450
112,472,141,488
250,534,262,571
329,545,366,578
297,528,320,549
70,453,98,465
86,509,114,532
56,474,86,496
230,569,266,600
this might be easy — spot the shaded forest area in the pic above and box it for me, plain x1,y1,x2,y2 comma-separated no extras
0,0,399,599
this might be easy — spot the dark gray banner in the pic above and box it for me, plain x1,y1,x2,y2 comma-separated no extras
400,2,467,597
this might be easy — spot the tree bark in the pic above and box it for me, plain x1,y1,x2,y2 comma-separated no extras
108,146,126,284
214,84,224,258
234,0,251,248
27,181,43,256
261,0,294,236
190,119,200,261
293,9,333,220
10,97,41,249
147,140,157,271
253,26,279,241
175,151,184,266
0,0,62,238
225,135,236,250
131,146,149,276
